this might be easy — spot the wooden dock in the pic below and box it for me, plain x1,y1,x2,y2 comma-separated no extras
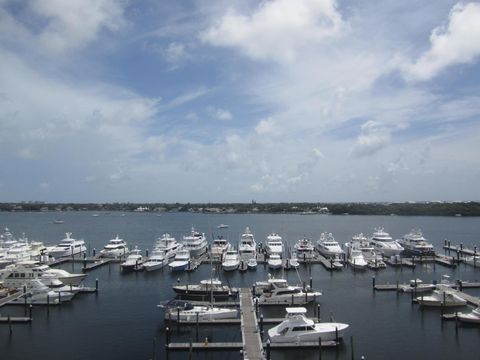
443,243,477,256
82,258,112,272
239,288,265,360
0,316,31,323
167,340,339,351
170,317,318,326
0,291,25,308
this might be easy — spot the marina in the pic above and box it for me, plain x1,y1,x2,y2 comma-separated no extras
1,212,480,360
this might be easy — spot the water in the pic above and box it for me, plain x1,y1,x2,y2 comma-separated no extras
1,212,480,360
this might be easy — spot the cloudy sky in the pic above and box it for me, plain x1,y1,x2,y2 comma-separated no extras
1,0,480,203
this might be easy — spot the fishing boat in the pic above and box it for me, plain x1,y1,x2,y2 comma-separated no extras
457,307,480,324
416,289,467,307
160,300,238,322
347,248,367,270
268,307,349,343
400,279,436,293
256,277,321,305
247,257,258,270
172,278,236,300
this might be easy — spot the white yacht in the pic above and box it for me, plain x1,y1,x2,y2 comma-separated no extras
369,227,404,257
285,251,300,269
47,233,87,258
0,261,87,287
222,250,240,272
265,233,283,256
155,233,183,259
400,279,436,293
172,279,236,299
9,279,75,305
267,254,283,270
238,227,257,261
457,307,480,324
160,300,237,321
416,289,467,307
397,229,434,256
268,307,349,343
294,237,315,260
99,235,129,258
256,277,321,305
347,248,367,270
247,257,258,270
168,250,190,271
182,228,208,257
120,248,144,271
210,236,231,261
464,255,480,266
316,232,344,258
143,250,167,272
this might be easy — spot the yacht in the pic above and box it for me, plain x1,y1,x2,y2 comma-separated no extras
247,257,258,270
256,277,321,305
155,233,183,260
120,248,144,271
268,307,349,343
99,235,129,258
265,233,283,256
47,233,87,258
366,257,387,270
368,227,404,257
222,250,240,272
143,250,167,272
285,251,300,270
160,300,237,321
238,227,257,261
464,255,480,266
168,250,190,271
316,232,344,258
457,307,480,324
397,229,434,256
267,254,283,270
347,248,367,270
210,236,231,261
0,261,87,287
182,228,208,257
294,237,315,260
172,279,236,300
400,279,436,293
9,279,74,305
416,289,467,307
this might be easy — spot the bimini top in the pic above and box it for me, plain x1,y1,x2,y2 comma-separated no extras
285,307,307,315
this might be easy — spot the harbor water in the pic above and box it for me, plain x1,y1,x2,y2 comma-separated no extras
1,211,480,360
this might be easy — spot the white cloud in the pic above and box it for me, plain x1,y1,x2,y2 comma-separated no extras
207,106,233,121
163,41,187,64
351,121,391,157
255,117,276,134
404,2,480,81
201,0,344,62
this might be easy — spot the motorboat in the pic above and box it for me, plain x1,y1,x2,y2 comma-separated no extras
397,229,434,256
366,253,386,270
284,251,300,270
347,248,367,270
99,235,129,258
143,250,167,272
160,300,238,322
210,236,231,261
256,277,321,305
294,238,315,261
120,248,144,271
217,224,229,229
267,254,283,270
182,228,208,257
172,278,236,300
238,227,257,261
416,289,467,307
9,279,74,304
47,232,87,258
464,255,480,267
155,233,183,260
265,233,283,256
316,232,344,258
222,250,240,272
400,279,436,293
268,307,349,343
457,307,480,324
330,254,344,270
0,261,87,287
368,228,404,257
247,257,258,270
168,250,191,271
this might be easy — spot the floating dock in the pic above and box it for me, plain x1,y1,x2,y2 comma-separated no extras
239,288,265,360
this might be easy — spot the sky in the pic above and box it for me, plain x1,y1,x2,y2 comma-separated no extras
1,0,480,203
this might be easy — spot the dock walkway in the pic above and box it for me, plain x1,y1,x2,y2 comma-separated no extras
239,288,265,360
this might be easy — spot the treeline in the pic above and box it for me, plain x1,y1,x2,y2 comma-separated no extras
1,201,480,216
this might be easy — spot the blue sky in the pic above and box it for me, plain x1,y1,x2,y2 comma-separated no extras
1,0,480,203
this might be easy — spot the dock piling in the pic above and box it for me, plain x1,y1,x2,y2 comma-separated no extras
350,336,355,360
260,313,264,339
318,336,322,360
95,278,99,293
266,339,271,360
29,305,32,320
8,315,12,334
317,304,321,321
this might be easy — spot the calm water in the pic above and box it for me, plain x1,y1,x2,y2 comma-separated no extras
1,212,480,360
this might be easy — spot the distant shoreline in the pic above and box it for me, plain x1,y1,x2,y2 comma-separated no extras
1,202,480,216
